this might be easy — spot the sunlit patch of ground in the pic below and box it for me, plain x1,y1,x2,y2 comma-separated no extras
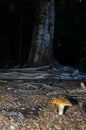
0,78,86,130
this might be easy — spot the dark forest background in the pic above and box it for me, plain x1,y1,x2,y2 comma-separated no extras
0,0,86,71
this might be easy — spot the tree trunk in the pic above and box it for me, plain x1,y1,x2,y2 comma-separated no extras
25,0,55,67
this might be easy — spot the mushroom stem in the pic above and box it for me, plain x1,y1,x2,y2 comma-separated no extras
58,105,64,115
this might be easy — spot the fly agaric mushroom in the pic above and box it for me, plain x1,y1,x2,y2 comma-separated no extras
50,97,72,115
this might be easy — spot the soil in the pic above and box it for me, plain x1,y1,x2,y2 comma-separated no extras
0,68,86,130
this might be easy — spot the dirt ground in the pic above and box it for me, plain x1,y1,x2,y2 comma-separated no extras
0,68,86,130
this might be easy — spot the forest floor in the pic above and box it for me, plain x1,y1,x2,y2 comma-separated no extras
0,66,86,130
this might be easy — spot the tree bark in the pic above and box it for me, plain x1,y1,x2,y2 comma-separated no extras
25,0,55,67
